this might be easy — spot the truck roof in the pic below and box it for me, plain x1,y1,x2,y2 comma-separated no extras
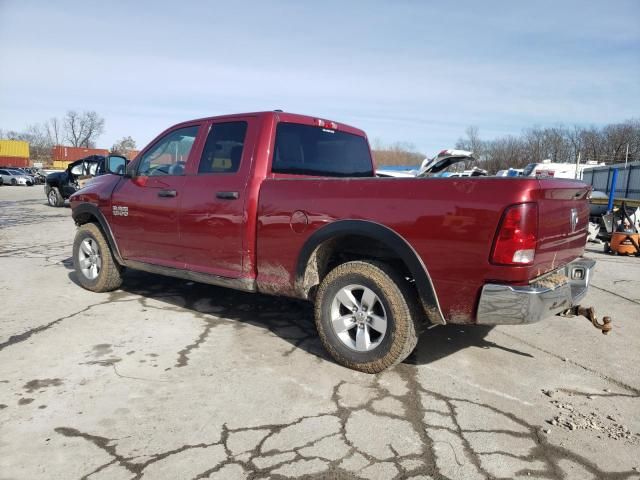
168,111,367,138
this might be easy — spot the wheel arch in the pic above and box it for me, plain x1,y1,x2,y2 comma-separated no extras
72,203,124,264
296,220,445,325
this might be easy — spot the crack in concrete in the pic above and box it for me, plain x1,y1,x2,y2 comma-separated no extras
54,426,222,480
55,367,639,480
493,330,640,396
590,283,640,306
0,303,104,352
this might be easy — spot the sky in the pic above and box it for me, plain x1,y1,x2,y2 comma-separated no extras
0,0,639,156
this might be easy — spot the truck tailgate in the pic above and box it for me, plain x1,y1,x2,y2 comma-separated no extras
532,179,591,278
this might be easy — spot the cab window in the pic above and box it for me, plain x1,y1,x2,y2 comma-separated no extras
138,126,199,176
272,123,373,177
198,122,248,174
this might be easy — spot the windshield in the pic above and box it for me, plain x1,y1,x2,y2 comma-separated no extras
522,163,537,176
272,123,373,177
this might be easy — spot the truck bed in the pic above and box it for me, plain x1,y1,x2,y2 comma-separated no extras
257,176,590,323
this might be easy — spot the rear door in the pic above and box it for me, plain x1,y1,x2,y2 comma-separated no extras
179,118,257,278
109,124,202,268
533,179,591,275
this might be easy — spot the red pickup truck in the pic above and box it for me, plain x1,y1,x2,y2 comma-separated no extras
70,111,594,373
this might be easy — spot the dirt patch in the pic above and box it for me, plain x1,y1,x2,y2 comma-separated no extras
23,378,63,393
543,391,638,443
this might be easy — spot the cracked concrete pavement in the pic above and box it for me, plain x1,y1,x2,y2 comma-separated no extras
1,186,639,480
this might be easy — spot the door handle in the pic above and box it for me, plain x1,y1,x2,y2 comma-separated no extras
216,191,239,200
158,189,177,198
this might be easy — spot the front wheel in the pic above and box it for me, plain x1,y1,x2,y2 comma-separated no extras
73,223,123,292
314,260,420,373
47,187,64,207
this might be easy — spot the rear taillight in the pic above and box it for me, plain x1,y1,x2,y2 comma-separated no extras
491,203,538,265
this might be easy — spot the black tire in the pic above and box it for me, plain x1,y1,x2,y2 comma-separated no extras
314,260,421,373
11,178,17,186
47,187,64,207
73,223,123,292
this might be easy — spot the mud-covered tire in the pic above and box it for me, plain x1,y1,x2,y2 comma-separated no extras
315,260,420,373
73,223,123,292
47,187,64,207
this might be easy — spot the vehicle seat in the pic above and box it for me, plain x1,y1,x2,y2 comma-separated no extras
229,145,243,171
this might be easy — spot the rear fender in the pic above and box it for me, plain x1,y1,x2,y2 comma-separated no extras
296,220,446,325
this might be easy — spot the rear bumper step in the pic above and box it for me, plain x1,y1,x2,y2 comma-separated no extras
476,258,595,325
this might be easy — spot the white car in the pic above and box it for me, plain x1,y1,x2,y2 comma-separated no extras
376,169,417,178
375,150,477,178
0,169,33,186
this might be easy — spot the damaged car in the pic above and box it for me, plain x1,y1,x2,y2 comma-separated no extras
45,155,127,207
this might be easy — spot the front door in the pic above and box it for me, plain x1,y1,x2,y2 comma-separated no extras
179,118,256,278
109,124,201,268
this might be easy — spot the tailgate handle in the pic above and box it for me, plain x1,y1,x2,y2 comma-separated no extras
158,189,177,198
216,191,239,200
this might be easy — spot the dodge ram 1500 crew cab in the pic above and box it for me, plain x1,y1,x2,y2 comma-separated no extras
70,111,594,373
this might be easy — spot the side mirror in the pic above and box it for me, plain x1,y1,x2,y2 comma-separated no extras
106,155,128,175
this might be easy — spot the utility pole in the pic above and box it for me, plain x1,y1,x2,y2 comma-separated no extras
575,151,581,179
625,143,629,168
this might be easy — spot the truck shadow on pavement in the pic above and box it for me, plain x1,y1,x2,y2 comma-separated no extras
67,269,533,368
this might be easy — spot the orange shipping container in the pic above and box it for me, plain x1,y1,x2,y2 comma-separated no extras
52,145,109,162
0,156,30,167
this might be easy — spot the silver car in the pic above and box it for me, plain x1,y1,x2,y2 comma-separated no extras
0,169,32,186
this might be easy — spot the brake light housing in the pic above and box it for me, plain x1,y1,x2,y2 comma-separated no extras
314,118,338,130
491,203,538,265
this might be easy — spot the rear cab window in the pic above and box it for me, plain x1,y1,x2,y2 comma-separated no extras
272,123,373,177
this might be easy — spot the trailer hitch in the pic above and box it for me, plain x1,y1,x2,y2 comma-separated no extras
560,306,612,335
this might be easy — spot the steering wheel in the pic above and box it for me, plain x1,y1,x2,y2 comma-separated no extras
168,161,186,176
149,165,171,176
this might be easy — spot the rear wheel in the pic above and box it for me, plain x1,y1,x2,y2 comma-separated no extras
11,178,17,186
73,223,123,292
47,187,64,207
314,260,420,373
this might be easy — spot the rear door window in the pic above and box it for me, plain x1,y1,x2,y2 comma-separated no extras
272,123,373,177
198,122,248,174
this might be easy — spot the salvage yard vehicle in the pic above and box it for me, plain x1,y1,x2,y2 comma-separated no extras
0,168,33,186
70,111,599,373
45,155,118,207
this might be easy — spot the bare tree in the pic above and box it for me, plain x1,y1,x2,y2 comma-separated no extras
371,141,424,167
455,126,484,168
45,117,63,146
111,136,137,155
64,110,105,147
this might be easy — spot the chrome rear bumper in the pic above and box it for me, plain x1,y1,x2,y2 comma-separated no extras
476,258,595,325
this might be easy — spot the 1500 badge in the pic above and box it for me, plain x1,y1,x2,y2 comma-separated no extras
113,205,128,217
